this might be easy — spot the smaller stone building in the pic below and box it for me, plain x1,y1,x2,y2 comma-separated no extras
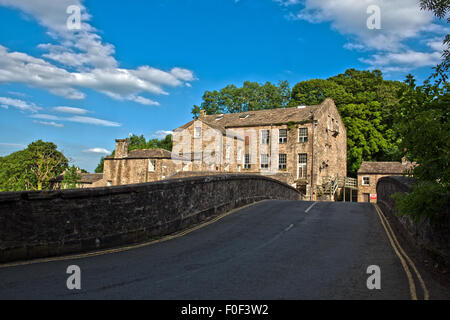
357,160,414,203
102,139,183,186
51,172,104,189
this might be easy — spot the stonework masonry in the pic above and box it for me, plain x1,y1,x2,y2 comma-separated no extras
0,174,300,263
173,98,347,200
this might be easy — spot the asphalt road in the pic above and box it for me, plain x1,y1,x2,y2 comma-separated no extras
0,200,447,299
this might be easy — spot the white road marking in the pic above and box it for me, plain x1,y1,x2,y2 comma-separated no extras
305,202,318,213
284,224,294,232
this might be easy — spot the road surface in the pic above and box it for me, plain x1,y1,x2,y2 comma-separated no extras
0,200,447,299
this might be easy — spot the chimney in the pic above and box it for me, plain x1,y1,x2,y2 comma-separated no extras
199,109,206,117
115,139,129,158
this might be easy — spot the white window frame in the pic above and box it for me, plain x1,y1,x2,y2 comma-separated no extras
362,176,370,186
279,129,287,144
194,127,202,139
148,159,156,172
279,154,287,170
298,153,307,179
260,154,269,169
298,128,308,143
261,130,270,145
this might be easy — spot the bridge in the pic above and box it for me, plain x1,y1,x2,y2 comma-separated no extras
0,175,448,299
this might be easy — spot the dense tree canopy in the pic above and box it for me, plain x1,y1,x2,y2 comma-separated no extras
393,77,449,221
192,69,407,176
191,81,291,118
290,69,408,175
0,140,68,191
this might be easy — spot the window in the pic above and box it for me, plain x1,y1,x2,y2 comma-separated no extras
244,154,251,169
225,145,231,160
299,128,308,143
261,130,270,144
327,115,331,130
362,176,370,186
279,129,287,144
194,127,202,139
148,159,156,172
245,136,250,145
279,154,287,170
261,154,269,169
298,153,307,178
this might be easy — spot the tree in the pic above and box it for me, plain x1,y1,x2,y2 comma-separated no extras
62,165,82,189
393,77,449,221
95,157,105,173
0,140,68,192
290,69,407,175
191,81,291,117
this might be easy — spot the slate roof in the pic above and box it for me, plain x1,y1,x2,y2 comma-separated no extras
51,173,103,184
79,173,104,184
200,105,320,128
174,100,329,133
358,161,414,175
105,148,174,160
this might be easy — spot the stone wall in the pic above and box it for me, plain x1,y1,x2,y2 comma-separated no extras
0,174,300,263
377,176,450,267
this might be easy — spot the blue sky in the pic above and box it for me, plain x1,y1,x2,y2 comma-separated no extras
0,0,447,171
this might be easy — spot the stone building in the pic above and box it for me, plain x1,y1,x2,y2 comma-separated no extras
51,172,104,189
173,98,347,200
357,159,414,203
102,139,183,186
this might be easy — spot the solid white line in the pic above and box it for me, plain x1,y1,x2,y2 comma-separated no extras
284,224,294,232
305,202,318,213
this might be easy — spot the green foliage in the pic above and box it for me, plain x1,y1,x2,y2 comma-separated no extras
127,134,173,151
62,165,82,189
290,69,407,175
393,182,449,223
0,140,68,191
95,157,105,173
392,76,449,221
191,80,291,117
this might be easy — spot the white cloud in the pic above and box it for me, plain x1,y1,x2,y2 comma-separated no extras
0,96,41,112
151,130,174,139
33,120,64,128
83,148,110,154
31,113,59,121
31,113,121,127
0,0,196,105
279,0,448,73
66,115,121,127
0,142,26,148
52,106,88,114
361,38,445,71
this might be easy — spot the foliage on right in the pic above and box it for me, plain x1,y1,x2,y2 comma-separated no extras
392,0,450,222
